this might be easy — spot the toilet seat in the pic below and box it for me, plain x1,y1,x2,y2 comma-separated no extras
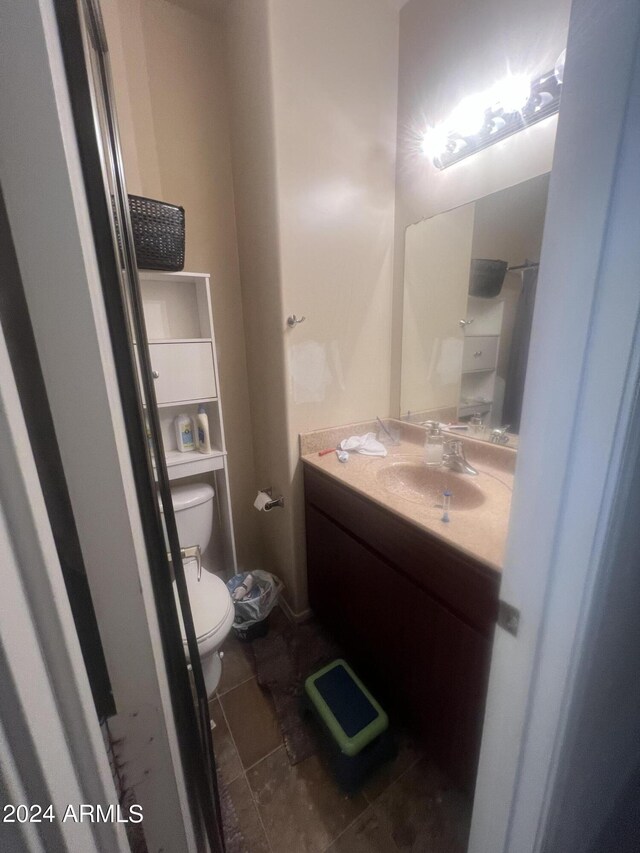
172,564,234,648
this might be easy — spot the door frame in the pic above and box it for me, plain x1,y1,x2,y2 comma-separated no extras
0,1,203,850
0,286,130,853
469,0,640,850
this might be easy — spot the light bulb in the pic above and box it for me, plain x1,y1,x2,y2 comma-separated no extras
448,92,487,137
421,124,450,160
491,74,530,114
489,115,506,134
533,91,554,111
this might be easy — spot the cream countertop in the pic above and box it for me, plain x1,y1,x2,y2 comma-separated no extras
300,420,515,572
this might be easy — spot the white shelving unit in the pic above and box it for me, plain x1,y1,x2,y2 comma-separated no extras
459,296,504,421
139,271,237,576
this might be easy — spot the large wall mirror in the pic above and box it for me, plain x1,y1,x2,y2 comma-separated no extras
400,172,550,439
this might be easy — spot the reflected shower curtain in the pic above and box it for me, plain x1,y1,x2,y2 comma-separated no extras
503,267,538,432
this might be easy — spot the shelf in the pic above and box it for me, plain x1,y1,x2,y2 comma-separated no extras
165,448,225,467
459,402,492,416
157,397,217,409
164,448,226,482
138,271,210,283
147,337,212,345
140,270,236,569
140,274,212,340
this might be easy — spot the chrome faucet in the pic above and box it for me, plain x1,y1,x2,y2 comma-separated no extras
443,439,478,475
490,425,510,445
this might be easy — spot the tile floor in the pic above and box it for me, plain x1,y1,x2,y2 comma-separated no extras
211,609,471,853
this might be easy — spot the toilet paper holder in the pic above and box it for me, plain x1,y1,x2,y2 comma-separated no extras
260,487,285,511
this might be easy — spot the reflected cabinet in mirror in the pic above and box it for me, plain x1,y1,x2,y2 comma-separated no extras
400,173,550,441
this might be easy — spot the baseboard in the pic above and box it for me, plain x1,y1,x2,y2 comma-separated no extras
279,594,312,624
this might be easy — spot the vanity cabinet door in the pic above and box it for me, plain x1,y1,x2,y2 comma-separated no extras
306,504,409,683
429,604,492,789
305,502,448,722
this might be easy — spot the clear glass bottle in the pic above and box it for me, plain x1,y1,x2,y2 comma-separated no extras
423,420,444,466
469,412,485,436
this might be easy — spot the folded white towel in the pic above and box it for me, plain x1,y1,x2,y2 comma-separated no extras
339,432,387,457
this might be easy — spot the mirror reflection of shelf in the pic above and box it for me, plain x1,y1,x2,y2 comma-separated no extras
459,402,492,418
460,363,498,421
463,297,504,336
460,298,502,422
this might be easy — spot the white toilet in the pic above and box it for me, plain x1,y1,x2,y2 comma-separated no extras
164,482,234,696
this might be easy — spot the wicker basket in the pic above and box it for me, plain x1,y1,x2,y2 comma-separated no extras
468,258,508,298
128,194,185,271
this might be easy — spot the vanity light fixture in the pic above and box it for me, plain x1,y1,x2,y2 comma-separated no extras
422,55,564,170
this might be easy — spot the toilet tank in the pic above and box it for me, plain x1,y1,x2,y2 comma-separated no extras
168,483,215,552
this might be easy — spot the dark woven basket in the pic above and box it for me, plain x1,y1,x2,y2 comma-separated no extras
469,258,508,298
128,194,185,271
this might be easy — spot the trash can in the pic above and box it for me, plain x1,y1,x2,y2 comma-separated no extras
303,659,395,794
227,570,282,642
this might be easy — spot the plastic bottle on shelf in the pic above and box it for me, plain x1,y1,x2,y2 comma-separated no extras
174,413,196,452
196,404,211,454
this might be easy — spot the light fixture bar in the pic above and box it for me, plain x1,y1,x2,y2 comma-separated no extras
426,68,562,170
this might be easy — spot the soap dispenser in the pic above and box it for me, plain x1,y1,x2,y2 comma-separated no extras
423,420,444,467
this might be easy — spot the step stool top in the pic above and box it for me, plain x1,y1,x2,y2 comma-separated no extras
304,659,389,757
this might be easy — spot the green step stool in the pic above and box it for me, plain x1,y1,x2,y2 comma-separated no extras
303,659,396,794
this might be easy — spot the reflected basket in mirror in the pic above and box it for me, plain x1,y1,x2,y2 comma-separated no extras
469,259,508,298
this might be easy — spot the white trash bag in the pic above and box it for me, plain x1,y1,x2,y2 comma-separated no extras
226,570,283,640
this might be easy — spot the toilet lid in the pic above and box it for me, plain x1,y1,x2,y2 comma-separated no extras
172,564,233,643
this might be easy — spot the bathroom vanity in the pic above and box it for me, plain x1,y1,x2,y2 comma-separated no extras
302,424,513,791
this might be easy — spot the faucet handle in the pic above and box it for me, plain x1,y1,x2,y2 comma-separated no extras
490,426,510,445
444,438,465,455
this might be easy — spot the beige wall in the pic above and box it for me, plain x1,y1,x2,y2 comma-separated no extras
223,0,297,605
270,0,399,435
102,0,262,570
225,0,399,614
391,0,572,414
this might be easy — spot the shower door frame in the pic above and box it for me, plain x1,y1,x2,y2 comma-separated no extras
0,0,223,850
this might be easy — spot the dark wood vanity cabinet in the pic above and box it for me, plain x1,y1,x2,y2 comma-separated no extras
304,465,500,792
